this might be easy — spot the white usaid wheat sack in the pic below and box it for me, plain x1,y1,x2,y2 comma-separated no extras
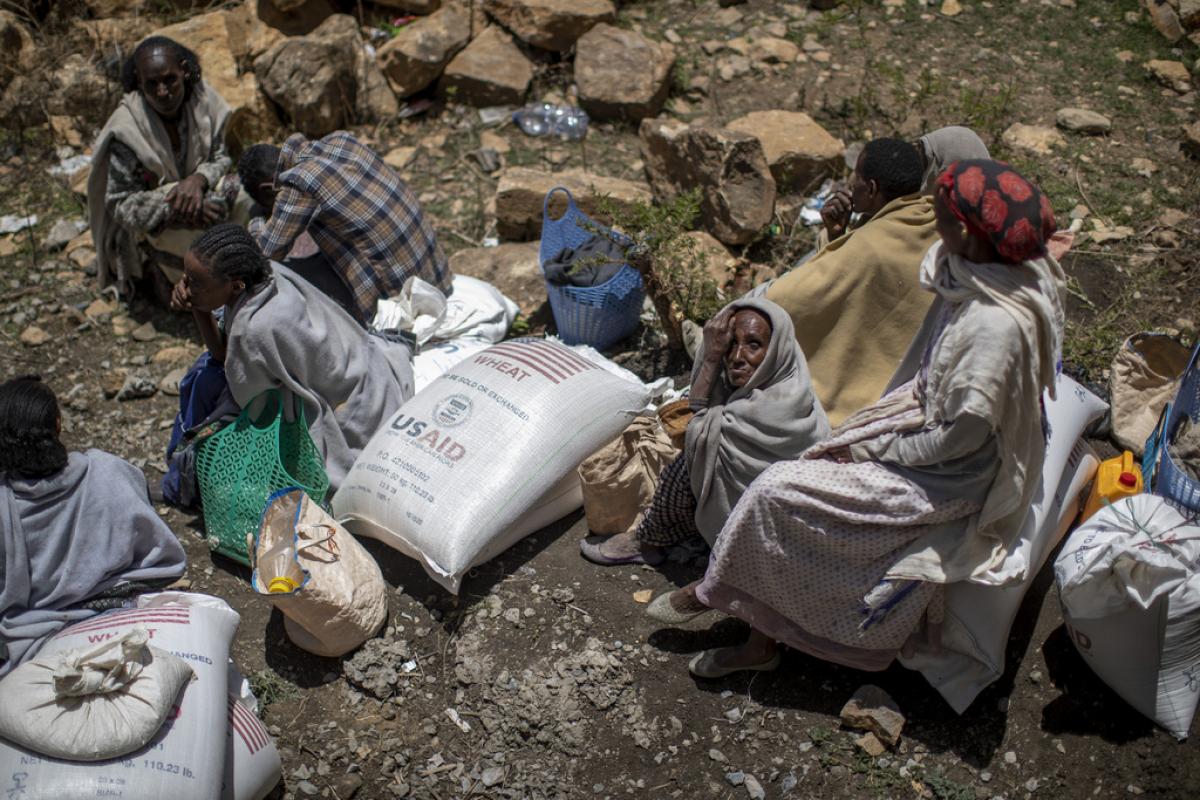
334,338,650,592
222,664,281,800
0,592,238,799
1055,495,1200,739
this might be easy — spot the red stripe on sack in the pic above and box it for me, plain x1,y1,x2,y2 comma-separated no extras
228,702,262,754
522,343,582,377
485,345,562,384
492,343,574,380
535,341,596,374
54,611,191,638
234,702,269,751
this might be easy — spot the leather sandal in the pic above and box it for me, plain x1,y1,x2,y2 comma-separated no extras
688,647,781,679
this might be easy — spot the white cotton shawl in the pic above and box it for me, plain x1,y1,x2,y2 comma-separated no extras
884,241,1066,585
88,82,231,291
685,297,831,545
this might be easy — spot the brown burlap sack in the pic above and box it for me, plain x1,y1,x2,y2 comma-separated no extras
578,416,677,535
1110,332,1191,456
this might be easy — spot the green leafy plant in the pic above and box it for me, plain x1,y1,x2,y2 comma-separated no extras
247,668,299,719
591,189,723,350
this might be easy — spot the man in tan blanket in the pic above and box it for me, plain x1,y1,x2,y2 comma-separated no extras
766,138,936,425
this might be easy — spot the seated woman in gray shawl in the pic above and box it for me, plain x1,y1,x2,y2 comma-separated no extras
580,299,830,609
88,36,240,303
679,160,1064,679
172,224,416,490
0,376,187,677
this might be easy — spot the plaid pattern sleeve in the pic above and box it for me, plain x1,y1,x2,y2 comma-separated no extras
253,186,317,261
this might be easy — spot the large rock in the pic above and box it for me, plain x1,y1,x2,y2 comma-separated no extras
83,0,147,15
440,26,533,107
1055,107,1112,135
0,11,34,88
449,242,544,314
639,118,776,246
725,110,843,193
47,55,115,124
1184,120,1200,159
1146,59,1194,93
682,230,737,292
254,15,358,137
251,0,337,35
1182,0,1200,30
373,0,442,11
286,13,398,124
493,167,652,241
1001,122,1066,156
575,23,675,121
155,11,281,149
377,5,470,99
483,0,615,52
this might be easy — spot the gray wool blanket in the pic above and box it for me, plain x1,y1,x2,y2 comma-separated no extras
1,450,188,676
223,262,416,490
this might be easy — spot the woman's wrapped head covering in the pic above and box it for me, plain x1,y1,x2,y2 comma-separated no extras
936,159,1057,264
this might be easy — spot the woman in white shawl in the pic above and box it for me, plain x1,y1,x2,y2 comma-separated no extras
88,36,236,300
682,160,1065,679
172,224,415,491
581,299,830,611
1,376,187,676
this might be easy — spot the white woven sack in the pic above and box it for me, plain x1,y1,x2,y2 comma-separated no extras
0,628,193,761
222,663,281,800
414,338,493,393
334,338,650,592
0,592,239,800
1055,494,1200,739
252,489,387,658
900,374,1108,712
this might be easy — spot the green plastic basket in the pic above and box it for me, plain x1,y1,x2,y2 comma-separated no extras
195,389,330,565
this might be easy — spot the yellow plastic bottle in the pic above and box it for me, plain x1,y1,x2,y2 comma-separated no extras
1080,450,1144,522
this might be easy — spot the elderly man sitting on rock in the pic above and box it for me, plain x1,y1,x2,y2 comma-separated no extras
238,131,452,325
765,137,938,426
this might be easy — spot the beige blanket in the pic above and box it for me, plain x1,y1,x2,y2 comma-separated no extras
87,82,230,291
766,193,939,425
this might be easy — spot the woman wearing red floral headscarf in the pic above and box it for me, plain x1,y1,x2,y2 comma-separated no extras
656,159,1066,679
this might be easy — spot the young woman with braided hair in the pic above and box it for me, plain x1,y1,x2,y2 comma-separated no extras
174,224,417,489
0,376,187,677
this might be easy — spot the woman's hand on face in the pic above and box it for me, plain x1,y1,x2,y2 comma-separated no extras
169,278,192,313
701,307,735,364
821,185,853,239
166,174,207,221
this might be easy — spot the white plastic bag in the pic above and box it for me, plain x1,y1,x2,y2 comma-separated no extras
0,629,193,761
0,592,239,799
252,489,387,657
1055,494,1200,739
900,374,1109,712
372,275,518,346
333,338,650,592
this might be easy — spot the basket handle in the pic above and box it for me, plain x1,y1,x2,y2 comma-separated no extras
542,186,578,224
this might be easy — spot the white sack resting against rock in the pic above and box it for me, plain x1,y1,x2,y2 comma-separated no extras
333,338,651,592
0,592,240,800
1055,494,1200,739
0,628,192,761
224,662,282,800
900,374,1108,713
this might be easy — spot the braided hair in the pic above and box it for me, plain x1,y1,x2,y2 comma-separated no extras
190,223,272,288
0,375,68,480
121,36,202,95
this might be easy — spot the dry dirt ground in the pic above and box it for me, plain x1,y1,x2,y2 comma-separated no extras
3,1,1200,799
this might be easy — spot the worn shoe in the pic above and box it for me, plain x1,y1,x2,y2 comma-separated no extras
579,535,664,566
646,590,712,625
688,648,781,679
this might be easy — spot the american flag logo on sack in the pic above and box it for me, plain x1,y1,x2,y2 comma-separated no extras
476,339,598,385
228,697,271,755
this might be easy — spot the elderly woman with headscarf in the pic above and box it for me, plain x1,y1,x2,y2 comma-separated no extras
676,160,1065,678
580,299,830,610
89,36,238,302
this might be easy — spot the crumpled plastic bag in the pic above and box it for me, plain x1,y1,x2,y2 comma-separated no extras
0,628,193,761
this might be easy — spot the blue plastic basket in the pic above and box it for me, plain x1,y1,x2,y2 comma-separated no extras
538,187,644,351
1143,340,1200,512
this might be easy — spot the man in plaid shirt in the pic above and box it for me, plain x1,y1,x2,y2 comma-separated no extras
238,131,452,323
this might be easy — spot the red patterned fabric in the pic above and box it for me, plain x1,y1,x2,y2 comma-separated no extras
936,159,1056,264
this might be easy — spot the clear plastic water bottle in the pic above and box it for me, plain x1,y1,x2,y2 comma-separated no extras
512,103,589,141
260,537,303,593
